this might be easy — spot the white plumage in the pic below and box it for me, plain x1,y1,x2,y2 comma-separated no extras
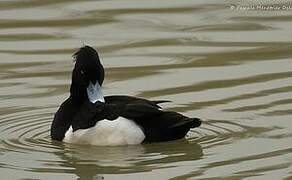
63,117,145,146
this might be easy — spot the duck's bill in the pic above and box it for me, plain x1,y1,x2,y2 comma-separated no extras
86,82,105,103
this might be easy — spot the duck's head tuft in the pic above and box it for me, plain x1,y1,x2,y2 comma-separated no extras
73,45,104,85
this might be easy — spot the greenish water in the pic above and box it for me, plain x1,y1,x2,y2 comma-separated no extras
0,0,292,179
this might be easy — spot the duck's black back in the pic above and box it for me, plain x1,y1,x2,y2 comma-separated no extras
98,95,201,143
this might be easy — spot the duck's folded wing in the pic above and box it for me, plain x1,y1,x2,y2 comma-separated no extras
122,103,162,119
107,100,202,143
132,111,201,143
70,100,159,131
105,95,170,109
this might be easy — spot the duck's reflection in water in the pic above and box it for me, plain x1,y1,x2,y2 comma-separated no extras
54,140,202,180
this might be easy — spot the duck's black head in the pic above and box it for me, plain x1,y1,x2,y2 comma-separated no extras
70,46,104,103
73,45,104,85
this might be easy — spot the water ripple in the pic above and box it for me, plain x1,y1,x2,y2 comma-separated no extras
0,0,292,179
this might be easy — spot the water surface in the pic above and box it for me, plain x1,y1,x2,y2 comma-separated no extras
1,0,292,179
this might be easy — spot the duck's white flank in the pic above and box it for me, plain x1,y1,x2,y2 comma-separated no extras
64,117,145,146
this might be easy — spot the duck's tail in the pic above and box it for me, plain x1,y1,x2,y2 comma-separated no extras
171,117,202,128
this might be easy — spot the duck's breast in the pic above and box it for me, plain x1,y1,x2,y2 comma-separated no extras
63,117,145,146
